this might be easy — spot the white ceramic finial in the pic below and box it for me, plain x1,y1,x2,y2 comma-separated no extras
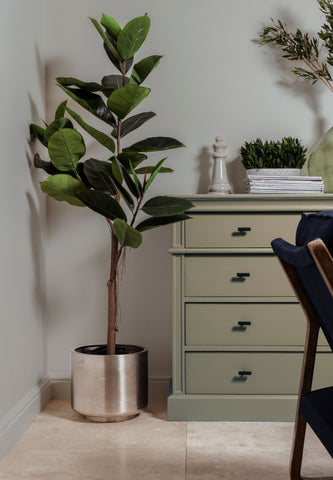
208,137,231,194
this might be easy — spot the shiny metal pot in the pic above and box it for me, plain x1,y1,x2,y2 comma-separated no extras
71,344,148,422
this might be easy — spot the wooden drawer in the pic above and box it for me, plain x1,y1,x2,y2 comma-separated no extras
185,352,333,395
185,213,299,248
184,256,293,297
185,303,328,346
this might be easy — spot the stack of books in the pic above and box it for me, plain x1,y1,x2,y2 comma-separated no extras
245,175,324,194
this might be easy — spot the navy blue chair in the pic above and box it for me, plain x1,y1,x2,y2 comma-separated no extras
271,211,333,480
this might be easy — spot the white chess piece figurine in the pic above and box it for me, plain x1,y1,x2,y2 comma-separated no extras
208,136,231,194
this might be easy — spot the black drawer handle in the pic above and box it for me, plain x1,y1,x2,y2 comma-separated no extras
232,272,250,282
232,227,251,237
238,370,252,376
238,321,251,327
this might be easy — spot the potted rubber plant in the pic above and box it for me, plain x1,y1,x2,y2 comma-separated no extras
30,13,193,422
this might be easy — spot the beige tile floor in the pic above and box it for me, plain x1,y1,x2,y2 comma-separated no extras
0,398,332,479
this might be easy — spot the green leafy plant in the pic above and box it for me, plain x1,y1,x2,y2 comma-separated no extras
258,0,333,91
30,13,193,355
240,137,307,169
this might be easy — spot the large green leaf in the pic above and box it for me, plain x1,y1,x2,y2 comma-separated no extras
130,55,163,85
48,128,86,171
124,137,185,152
44,118,74,141
113,219,142,248
83,158,116,193
101,14,121,41
112,111,156,138
107,85,150,119
30,123,48,147
41,174,86,206
90,17,121,62
136,214,191,232
117,15,150,61
66,107,115,153
116,152,147,170
76,189,127,221
141,196,193,217
58,85,116,127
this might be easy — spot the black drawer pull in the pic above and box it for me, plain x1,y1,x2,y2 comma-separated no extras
232,227,251,237
231,272,250,282
238,370,252,376
238,321,252,326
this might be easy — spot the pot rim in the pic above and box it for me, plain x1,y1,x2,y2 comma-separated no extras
72,343,147,356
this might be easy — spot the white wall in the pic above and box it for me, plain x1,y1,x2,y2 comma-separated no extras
0,0,47,454
44,0,333,381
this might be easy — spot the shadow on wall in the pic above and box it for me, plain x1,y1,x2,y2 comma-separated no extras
255,7,328,147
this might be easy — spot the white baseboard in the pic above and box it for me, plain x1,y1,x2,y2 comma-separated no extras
0,378,52,460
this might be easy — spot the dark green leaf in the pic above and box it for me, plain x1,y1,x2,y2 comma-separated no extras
55,101,68,119
129,160,143,197
107,85,150,119
103,41,134,73
58,85,117,127
30,123,48,147
117,15,150,60
48,128,86,171
57,77,109,94
45,118,74,141
136,214,191,232
124,136,185,152
116,152,147,170
111,158,122,183
141,196,193,217
113,219,142,248
66,106,115,152
100,14,121,40
76,189,127,220
83,158,116,193
34,153,63,176
41,174,87,206
112,111,156,138
101,74,130,92
130,55,163,84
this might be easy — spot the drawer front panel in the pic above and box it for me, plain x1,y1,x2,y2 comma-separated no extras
185,352,333,395
185,304,328,346
185,213,299,248
185,303,306,346
184,256,293,297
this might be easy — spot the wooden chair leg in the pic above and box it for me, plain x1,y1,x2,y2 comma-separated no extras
290,411,306,480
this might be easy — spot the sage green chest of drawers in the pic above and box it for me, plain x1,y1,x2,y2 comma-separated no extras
167,194,333,421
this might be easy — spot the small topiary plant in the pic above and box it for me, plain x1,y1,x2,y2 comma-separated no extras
240,137,307,170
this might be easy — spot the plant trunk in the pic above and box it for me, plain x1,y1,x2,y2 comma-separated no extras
107,229,119,355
